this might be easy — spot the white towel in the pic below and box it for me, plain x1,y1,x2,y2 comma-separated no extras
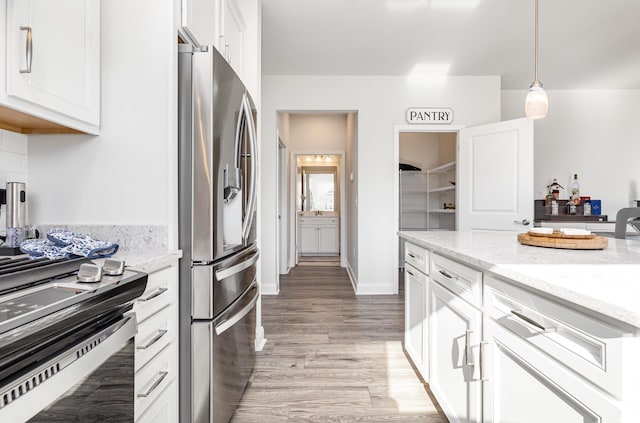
560,228,591,236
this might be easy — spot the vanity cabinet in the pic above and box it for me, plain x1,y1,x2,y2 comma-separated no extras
1,0,100,134
132,258,179,423
401,238,637,423
299,217,339,255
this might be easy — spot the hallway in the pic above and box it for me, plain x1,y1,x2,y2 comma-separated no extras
233,266,446,422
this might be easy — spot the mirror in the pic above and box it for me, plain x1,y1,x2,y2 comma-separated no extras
297,166,336,212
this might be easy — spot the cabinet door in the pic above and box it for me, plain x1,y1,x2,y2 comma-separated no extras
404,265,428,380
299,225,318,254
136,381,177,423
7,0,100,125
317,224,339,253
429,280,482,423
181,0,222,49
221,0,245,76
483,318,621,423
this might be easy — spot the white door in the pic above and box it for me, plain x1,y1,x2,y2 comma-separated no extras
430,280,482,423
404,265,427,380
482,318,621,423
458,118,533,231
317,224,338,254
7,0,100,125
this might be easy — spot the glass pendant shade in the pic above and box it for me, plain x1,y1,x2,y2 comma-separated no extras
525,82,548,119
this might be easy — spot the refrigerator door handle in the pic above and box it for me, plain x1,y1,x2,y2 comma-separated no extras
241,93,258,242
214,282,259,336
215,249,260,281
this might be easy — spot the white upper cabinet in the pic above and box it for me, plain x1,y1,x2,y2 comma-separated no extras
3,0,100,132
180,0,223,50
180,0,259,101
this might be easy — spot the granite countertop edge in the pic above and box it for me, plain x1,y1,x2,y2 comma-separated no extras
399,231,640,329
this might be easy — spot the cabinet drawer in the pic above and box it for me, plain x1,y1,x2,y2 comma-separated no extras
430,253,482,307
299,217,338,226
135,343,176,419
485,275,637,400
404,242,429,276
135,305,176,372
133,265,177,323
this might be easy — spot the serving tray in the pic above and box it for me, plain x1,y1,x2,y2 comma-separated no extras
518,232,608,250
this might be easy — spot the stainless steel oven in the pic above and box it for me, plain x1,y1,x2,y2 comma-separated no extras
0,257,147,423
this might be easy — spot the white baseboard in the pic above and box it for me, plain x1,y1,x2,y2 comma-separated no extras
355,283,398,295
255,325,267,351
346,261,358,294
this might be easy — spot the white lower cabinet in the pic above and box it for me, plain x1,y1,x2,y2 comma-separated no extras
401,240,633,423
299,217,339,255
483,318,621,423
132,258,179,423
429,280,482,423
404,263,428,380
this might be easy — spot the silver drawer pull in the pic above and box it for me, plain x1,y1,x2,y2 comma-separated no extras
511,310,556,333
138,287,168,302
137,371,168,398
439,270,455,279
406,270,415,277
407,253,416,259
136,329,168,350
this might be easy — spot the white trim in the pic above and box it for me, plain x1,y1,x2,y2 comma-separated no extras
260,282,280,296
356,284,398,295
346,260,358,294
254,325,267,351
393,124,465,295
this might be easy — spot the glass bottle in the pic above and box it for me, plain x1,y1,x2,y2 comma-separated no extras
570,174,580,205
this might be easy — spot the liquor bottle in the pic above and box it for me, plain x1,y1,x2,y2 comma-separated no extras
570,174,580,205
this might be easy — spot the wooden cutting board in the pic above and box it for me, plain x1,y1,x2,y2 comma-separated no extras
518,233,608,250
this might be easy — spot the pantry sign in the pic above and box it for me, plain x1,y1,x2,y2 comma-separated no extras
406,108,453,124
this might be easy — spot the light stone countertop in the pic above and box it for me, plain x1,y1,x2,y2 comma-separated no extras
399,230,640,328
92,249,182,273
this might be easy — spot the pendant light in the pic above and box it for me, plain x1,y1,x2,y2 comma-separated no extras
525,0,548,119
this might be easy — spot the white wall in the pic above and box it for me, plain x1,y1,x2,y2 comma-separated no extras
502,89,640,218
26,0,176,239
288,113,348,150
399,132,456,172
0,129,28,230
261,75,501,295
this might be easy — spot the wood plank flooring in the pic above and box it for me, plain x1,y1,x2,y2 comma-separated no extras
232,266,447,422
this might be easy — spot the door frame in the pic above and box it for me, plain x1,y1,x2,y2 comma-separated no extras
277,136,288,274
393,125,465,292
290,149,347,268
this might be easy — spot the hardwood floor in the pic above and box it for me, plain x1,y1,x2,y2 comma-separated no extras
233,266,447,422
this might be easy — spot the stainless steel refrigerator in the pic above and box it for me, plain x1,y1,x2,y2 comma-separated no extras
178,43,259,423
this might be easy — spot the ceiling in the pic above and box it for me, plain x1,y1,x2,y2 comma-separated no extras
261,0,640,89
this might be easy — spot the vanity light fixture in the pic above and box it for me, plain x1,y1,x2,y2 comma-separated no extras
524,0,548,119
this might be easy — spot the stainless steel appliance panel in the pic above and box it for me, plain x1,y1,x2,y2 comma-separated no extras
192,282,258,423
192,244,258,320
191,48,254,263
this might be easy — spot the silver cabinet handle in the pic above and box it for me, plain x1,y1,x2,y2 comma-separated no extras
137,371,168,398
215,249,259,281
513,219,531,226
136,329,168,350
215,282,258,335
439,270,455,279
225,44,230,61
464,330,475,366
511,310,556,332
407,253,416,259
480,341,489,381
137,287,168,302
406,270,415,277
19,26,32,74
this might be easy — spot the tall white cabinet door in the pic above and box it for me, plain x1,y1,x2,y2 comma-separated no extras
221,0,246,77
7,0,100,125
429,281,482,423
458,118,533,232
317,225,338,253
404,265,427,380
483,319,622,423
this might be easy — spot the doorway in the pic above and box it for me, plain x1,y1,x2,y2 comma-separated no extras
291,152,346,268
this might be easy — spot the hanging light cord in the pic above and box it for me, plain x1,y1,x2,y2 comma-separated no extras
533,0,540,84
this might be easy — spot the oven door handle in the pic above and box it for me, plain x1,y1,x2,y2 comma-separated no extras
214,282,258,336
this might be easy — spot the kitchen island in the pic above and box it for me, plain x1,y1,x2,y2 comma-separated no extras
399,230,640,423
